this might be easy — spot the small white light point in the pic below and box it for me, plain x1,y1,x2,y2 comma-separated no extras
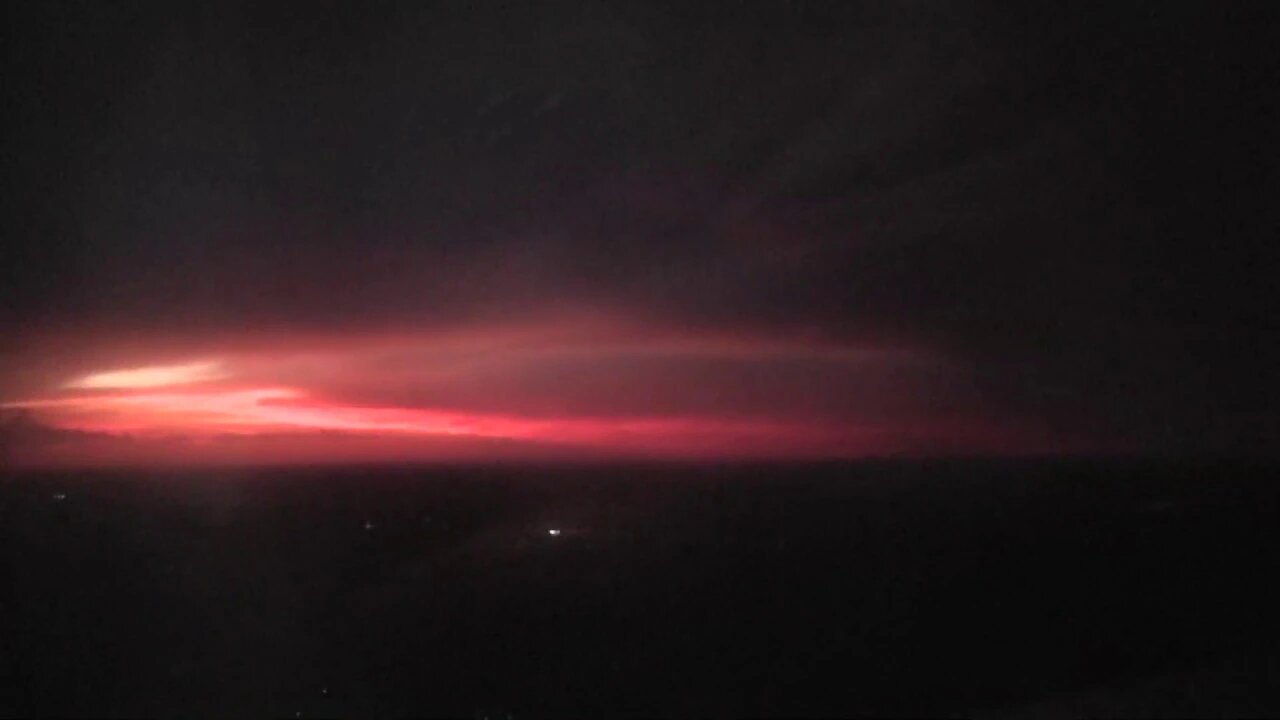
52,492,67,502
547,528,561,536
362,520,376,531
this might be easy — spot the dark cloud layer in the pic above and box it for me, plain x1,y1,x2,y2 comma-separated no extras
4,2,1278,455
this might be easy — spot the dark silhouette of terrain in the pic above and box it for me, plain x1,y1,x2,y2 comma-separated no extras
2,459,1278,716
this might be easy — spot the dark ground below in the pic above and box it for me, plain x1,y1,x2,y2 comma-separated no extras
2,459,1278,716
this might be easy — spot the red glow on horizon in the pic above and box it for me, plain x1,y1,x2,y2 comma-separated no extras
0,321,1084,468
6,384,839,450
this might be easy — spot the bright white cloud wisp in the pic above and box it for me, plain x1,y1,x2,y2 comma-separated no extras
63,361,228,389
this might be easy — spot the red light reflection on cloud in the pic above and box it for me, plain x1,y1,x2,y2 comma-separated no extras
8,384,823,445
0,319,1076,467
3,384,868,466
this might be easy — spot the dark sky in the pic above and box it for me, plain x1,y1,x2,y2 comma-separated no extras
3,1,1278,463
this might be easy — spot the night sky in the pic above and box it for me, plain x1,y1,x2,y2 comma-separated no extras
3,2,1278,466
